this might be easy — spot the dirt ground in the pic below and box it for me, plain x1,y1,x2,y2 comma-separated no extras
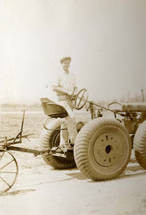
0,111,146,215
0,138,146,215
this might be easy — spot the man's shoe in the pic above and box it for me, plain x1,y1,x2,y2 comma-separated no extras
66,144,73,151
51,145,67,154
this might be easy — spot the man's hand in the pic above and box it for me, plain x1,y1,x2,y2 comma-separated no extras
52,85,71,96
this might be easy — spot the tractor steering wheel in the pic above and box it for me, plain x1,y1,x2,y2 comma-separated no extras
73,88,88,110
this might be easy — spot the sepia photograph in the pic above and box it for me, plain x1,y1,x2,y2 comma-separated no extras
0,0,146,214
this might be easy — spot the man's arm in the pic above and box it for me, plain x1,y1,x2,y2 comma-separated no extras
52,73,77,96
52,85,71,96
52,76,63,92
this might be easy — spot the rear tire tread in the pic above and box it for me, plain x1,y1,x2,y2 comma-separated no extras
40,119,76,169
134,121,146,169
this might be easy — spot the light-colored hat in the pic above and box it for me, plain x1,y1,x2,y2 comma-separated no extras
60,57,71,64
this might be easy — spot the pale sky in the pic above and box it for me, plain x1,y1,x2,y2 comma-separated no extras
0,0,146,103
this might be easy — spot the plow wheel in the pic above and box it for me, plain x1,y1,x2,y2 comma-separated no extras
74,119,131,180
134,121,146,169
41,119,76,169
0,152,18,194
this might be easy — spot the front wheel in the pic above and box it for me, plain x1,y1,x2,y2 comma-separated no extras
74,118,131,180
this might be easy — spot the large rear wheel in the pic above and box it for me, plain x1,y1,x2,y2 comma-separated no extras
74,118,131,180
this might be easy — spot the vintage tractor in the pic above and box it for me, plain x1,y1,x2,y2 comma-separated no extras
40,89,146,181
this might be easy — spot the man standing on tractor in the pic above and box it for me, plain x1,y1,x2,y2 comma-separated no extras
52,57,78,151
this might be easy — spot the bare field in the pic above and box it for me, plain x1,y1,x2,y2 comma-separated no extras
0,111,146,215
0,111,46,138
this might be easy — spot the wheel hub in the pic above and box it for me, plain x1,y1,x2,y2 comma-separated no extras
93,132,123,167
105,145,112,154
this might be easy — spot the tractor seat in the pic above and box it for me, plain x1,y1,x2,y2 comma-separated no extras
40,98,68,118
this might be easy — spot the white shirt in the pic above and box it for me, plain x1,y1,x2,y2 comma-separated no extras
58,71,76,94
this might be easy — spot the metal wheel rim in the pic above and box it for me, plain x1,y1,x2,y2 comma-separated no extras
89,126,130,175
93,132,124,167
50,129,60,148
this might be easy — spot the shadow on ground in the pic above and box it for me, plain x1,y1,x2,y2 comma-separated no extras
66,160,146,182
0,188,36,197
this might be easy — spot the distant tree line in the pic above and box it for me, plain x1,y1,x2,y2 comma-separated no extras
0,103,42,111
